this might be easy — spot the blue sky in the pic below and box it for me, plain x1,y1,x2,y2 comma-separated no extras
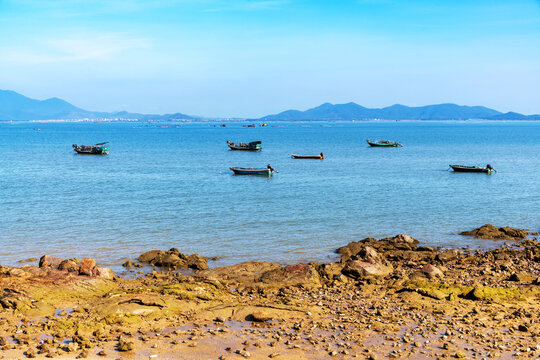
0,0,539,117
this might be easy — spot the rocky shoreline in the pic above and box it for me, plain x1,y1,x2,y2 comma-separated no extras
0,225,538,359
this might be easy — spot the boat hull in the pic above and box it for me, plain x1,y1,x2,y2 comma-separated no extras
367,141,401,147
227,141,262,151
230,167,273,175
73,147,109,155
291,154,324,159
450,165,491,173
228,145,261,151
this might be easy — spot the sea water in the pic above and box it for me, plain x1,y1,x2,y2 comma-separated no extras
1,121,539,270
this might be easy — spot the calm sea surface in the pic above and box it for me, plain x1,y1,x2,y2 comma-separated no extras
1,121,539,270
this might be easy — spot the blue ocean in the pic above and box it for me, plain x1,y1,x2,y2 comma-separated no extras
1,121,539,270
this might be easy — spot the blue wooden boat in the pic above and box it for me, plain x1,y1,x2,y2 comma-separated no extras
230,165,276,176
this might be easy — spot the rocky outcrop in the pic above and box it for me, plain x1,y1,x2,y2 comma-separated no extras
259,263,321,288
337,234,420,262
137,248,209,270
38,255,114,279
460,224,529,240
197,261,321,290
340,245,393,279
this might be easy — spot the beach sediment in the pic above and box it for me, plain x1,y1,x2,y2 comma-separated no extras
0,229,538,359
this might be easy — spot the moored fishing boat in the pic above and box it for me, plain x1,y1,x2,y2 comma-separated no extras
291,152,324,159
230,164,276,175
366,139,402,147
72,142,109,155
227,140,262,151
450,164,495,174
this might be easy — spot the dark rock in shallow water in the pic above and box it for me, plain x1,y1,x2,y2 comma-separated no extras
138,249,208,270
460,224,529,240
186,254,209,270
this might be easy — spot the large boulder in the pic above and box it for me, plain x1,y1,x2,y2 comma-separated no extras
39,255,63,269
342,260,393,279
58,260,79,273
93,267,115,280
259,263,321,288
460,224,529,240
79,258,96,276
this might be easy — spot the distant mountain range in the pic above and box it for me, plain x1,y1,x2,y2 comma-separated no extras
1,89,539,121
257,102,540,121
0,90,197,121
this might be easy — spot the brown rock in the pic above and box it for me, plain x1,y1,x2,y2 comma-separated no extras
389,234,419,245
336,238,377,262
18,258,37,263
198,261,281,285
357,246,380,262
25,348,36,358
39,255,63,269
318,262,344,280
58,260,79,272
186,254,209,270
421,264,444,278
79,258,96,276
155,253,185,268
508,272,535,282
93,267,115,280
7,268,26,277
248,311,273,322
117,339,134,351
460,224,529,240
259,263,321,288
138,250,163,263
342,260,393,279
436,249,459,263
75,350,89,359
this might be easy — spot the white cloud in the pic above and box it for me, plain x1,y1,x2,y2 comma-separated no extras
0,33,151,65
